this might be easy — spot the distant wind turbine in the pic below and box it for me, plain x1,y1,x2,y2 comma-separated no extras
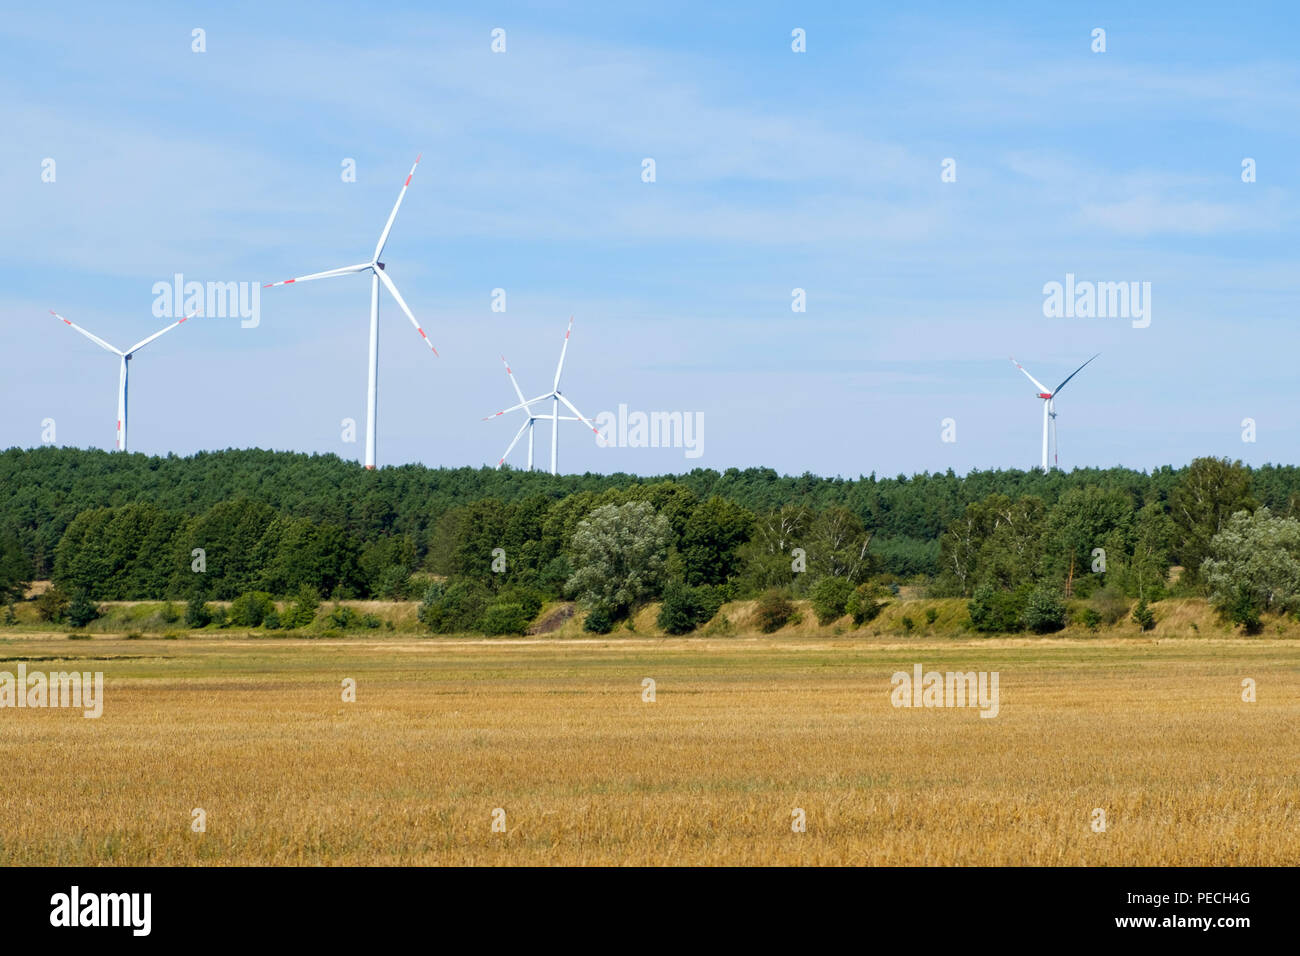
48,309,198,452
1009,353,1100,470
483,316,600,475
263,154,436,470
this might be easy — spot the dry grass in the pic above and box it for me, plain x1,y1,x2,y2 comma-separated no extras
0,630,1297,865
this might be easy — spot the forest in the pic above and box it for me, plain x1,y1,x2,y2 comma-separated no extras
2,446,1298,635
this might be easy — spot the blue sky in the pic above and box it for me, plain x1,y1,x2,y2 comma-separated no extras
1,1,1296,477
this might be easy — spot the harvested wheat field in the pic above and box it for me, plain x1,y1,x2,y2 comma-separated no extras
0,631,1296,866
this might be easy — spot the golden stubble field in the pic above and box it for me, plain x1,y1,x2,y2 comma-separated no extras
0,632,1296,865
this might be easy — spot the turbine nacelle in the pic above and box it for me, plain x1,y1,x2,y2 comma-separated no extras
1008,353,1100,470
47,309,199,452
483,316,601,475
261,154,434,469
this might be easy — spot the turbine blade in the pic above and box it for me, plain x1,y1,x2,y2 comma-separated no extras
125,310,201,355
1009,356,1049,394
496,418,532,467
262,263,370,288
483,393,553,421
1051,353,1100,397
373,153,422,262
377,269,438,356
556,393,600,435
49,311,122,355
500,354,528,408
553,315,574,390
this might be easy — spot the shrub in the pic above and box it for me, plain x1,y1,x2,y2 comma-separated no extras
901,615,915,634
281,584,320,629
160,602,180,624
418,579,490,634
327,605,360,629
262,608,281,630
967,585,1027,633
2,602,15,626
846,583,889,625
754,590,794,633
35,585,69,624
361,613,382,629
1020,586,1066,634
495,585,546,622
480,602,531,636
924,607,939,627
583,604,615,634
209,606,228,628
810,577,855,625
1220,586,1261,634
184,593,212,628
66,590,102,629
229,591,276,628
1081,607,1102,632
657,581,722,635
1090,585,1130,625
1132,597,1157,632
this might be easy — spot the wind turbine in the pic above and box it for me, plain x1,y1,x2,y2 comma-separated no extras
263,154,436,470
1009,353,1099,470
48,309,198,452
482,316,600,475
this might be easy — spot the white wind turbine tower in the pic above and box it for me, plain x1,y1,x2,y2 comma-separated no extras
263,154,436,470
1009,353,1100,470
483,316,600,475
48,309,199,452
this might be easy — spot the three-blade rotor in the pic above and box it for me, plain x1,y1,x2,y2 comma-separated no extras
262,155,437,355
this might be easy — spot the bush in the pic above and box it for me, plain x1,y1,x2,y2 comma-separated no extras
810,577,855,625
1220,586,1261,634
583,604,615,634
1081,607,1102,632
1132,597,1157,632
209,606,228,628
967,585,1027,633
184,593,212,628
1089,585,1130,625
281,584,320,629
229,591,276,628
2,602,15,626
754,590,794,633
846,583,889,625
418,579,490,634
657,581,723,635
262,608,281,629
66,589,102,629
924,607,939,626
480,602,531,636
495,585,546,622
160,602,180,624
900,615,915,634
35,585,69,623
1020,586,1066,634
327,605,360,629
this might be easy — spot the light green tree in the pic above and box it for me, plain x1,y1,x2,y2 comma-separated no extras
1203,507,1300,619
566,501,671,620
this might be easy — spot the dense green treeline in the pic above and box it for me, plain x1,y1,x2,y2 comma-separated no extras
3,447,1300,635
8,446,1300,576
